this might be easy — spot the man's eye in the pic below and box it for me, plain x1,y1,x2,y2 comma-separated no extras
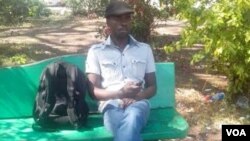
125,15,131,19
112,16,119,19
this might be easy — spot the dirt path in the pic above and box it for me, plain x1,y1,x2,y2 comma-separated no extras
0,17,104,55
0,18,186,55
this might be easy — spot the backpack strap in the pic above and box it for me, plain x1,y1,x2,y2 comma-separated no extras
37,63,57,124
63,62,79,128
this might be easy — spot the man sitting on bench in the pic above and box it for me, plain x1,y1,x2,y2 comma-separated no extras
85,1,157,141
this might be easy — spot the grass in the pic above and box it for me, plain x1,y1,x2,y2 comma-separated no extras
0,43,62,66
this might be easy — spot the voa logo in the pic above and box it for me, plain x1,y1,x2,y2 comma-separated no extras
226,129,246,136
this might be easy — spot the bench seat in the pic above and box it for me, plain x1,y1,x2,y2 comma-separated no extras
0,108,187,141
0,54,189,140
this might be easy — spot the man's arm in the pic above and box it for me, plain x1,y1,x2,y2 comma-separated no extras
121,72,157,108
135,72,157,100
87,73,144,101
87,73,118,100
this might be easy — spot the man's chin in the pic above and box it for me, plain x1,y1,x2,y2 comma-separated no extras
117,32,129,39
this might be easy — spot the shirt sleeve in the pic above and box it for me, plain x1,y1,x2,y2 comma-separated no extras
146,46,156,73
85,46,101,75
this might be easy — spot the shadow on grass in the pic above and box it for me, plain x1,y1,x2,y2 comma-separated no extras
0,43,70,67
0,16,104,67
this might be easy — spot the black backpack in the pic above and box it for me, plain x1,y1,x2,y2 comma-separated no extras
32,61,89,131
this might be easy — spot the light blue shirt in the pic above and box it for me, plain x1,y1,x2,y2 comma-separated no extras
86,35,156,112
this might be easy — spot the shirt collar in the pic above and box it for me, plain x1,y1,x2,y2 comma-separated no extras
102,35,140,49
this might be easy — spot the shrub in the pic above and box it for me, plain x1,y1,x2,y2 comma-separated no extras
64,0,108,16
126,0,155,42
174,0,250,102
0,0,47,25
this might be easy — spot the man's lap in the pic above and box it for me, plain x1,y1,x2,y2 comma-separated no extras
103,100,150,131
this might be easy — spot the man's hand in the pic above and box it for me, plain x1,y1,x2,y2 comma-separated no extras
121,98,136,108
119,81,142,98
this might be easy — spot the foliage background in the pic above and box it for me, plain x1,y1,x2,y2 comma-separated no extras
173,0,250,101
0,0,48,24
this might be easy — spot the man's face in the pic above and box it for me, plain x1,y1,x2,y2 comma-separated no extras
106,13,132,39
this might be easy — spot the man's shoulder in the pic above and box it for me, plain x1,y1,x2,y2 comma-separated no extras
89,42,106,51
136,41,150,48
134,41,152,52
129,36,151,49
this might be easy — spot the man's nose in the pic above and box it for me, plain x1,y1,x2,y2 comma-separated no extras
119,16,131,25
120,20,129,26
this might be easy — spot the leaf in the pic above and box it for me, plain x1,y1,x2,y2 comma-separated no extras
245,31,250,43
164,45,175,53
214,47,223,56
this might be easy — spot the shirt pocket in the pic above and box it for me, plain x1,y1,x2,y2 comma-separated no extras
100,60,117,77
131,59,146,79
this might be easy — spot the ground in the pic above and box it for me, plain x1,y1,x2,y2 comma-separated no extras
0,16,249,141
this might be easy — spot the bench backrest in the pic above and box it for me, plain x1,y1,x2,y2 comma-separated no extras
0,54,175,119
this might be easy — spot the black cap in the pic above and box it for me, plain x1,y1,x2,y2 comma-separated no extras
105,1,134,17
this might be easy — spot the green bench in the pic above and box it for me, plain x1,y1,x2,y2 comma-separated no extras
0,54,189,141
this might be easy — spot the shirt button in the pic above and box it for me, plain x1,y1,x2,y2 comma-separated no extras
123,66,125,68
122,53,124,56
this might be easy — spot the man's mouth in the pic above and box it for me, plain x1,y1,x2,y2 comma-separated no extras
118,29,128,33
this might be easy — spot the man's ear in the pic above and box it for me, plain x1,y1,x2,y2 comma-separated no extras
104,25,111,37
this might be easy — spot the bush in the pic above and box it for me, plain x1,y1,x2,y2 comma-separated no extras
0,0,47,25
126,0,155,42
174,0,250,102
64,0,108,16
0,0,29,24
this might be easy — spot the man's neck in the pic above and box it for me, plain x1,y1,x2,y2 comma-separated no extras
110,35,129,50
